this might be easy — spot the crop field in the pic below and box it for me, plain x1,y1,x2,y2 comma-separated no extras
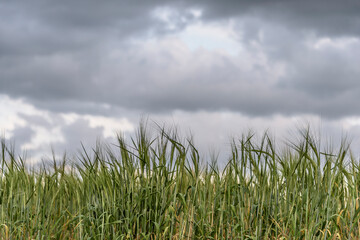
0,124,360,239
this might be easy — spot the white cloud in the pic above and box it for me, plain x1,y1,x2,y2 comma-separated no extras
21,126,65,151
311,37,360,50
2,93,360,163
0,95,136,162
178,21,241,55
83,115,135,138
0,94,50,137
341,117,360,130
151,6,202,31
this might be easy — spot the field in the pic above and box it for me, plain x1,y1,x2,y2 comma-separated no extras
1,124,360,239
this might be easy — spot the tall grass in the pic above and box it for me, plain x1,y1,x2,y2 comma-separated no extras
0,124,360,239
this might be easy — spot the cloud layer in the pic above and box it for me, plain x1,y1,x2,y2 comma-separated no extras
1,1,360,118
2,1,360,161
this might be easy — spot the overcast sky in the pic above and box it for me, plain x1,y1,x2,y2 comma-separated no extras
1,0,360,163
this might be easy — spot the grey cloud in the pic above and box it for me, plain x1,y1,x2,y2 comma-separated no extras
266,32,360,116
56,118,108,153
196,0,360,37
0,0,195,57
283,56,360,98
8,127,35,153
17,113,53,128
1,0,359,58
2,33,360,119
1,0,360,120
30,99,118,116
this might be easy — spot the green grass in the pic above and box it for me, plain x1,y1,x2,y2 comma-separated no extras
1,123,360,239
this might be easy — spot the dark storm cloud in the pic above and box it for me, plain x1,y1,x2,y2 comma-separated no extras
0,0,194,57
196,0,360,37
281,50,360,97
1,0,360,119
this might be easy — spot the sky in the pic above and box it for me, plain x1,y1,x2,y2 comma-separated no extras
1,0,360,163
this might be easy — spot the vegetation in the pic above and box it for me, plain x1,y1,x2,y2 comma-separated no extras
0,123,360,239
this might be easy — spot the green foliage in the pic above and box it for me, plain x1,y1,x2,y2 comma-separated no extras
0,124,359,239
